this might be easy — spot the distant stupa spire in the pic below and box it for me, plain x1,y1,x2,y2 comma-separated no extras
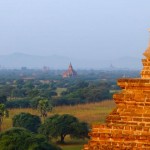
69,62,73,69
143,29,150,58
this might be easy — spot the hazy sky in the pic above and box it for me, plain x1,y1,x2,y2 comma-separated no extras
0,0,150,60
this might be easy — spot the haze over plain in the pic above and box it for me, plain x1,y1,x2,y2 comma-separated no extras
0,0,150,69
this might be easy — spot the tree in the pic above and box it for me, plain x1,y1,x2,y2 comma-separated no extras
39,114,89,143
12,112,41,133
0,95,7,104
28,89,39,98
0,127,61,150
81,84,111,102
0,104,9,131
30,97,41,109
6,99,30,108
37,99,53,120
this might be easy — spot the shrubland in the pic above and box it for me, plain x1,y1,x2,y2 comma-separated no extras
0,69,138,150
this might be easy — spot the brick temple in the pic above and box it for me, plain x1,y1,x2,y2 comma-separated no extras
83,32,150,150
62,63,77,78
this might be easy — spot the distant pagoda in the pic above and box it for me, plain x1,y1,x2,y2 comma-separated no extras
62,63,77,78
83,30,150,150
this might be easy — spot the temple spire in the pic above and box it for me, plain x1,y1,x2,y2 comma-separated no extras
148,28,150,47
62,63,77,78
69,62,72,67
143,29,150,58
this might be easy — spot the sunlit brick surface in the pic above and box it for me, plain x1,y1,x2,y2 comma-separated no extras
83,41,150,150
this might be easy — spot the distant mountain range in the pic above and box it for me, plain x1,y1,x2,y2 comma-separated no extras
0,52,142,70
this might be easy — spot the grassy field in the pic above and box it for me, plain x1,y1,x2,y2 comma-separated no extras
2,100,116,150
59,138,88,150
62,145,83,150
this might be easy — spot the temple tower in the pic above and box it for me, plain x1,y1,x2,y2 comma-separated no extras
141,29,150,79
83,31,150,150
62,63,77,78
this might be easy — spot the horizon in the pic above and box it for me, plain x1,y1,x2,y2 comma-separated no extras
0,52,142,69
0,0,150,61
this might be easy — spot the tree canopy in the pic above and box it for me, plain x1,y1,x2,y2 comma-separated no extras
39,114,89,143
12,112,41,133
0,95,7,104
0,104,9,131
37,99,53,120
0,127,61,150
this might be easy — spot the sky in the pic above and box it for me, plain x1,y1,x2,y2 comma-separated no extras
0,0,150,60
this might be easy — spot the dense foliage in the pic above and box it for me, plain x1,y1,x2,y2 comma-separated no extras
0,128,61,150
37,99,53,120
12,113,41,132
39,114,89,143
0,69,140,107
0,104,9,131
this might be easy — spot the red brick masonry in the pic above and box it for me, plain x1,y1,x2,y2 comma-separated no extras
83,54,150,149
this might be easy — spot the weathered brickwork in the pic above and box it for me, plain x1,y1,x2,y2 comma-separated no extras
83,36,150,150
